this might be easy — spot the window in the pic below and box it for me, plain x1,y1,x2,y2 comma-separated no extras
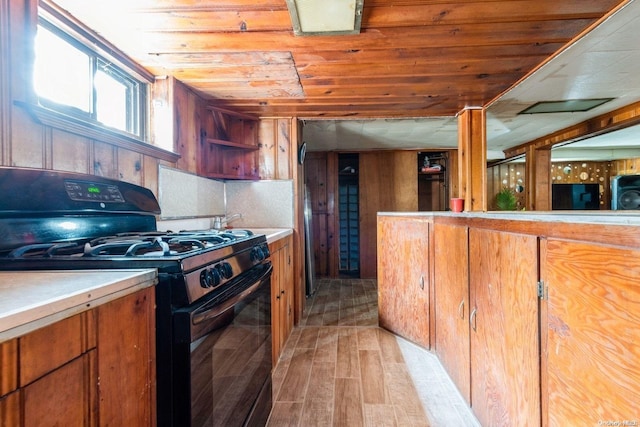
33,20,146,138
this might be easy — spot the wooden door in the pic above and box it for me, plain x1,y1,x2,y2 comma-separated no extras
23,352,97,427
540,239,640,426
270,242,283,365
97,287,155,427
377,216,430,348
282,239,294,342
434,223,470,403
469,228,540,427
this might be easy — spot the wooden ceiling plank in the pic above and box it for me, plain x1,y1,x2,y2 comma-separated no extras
362,1,622,28
109,20,595,55
293,44,564,65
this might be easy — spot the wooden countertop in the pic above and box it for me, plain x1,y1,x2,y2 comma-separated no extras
0,269,157,343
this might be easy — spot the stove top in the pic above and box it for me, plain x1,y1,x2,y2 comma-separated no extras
6,229,255,259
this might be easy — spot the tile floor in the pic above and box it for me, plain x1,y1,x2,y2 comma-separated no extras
267,278,481,427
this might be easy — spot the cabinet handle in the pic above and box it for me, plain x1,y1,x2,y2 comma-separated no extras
458,300,465,319
470,308,477,332
281,290,285,295
419,275,424,290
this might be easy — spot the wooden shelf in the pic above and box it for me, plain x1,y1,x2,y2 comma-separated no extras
198,106,260,180
205,137,259,150
203,171,260,180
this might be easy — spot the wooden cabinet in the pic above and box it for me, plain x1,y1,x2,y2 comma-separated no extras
469,228,540,427
199,106,260,180
433,222,470,403
540,239,640,425
97,286,156,426
270,235,294,365
0,287,155,427
377,216,431,349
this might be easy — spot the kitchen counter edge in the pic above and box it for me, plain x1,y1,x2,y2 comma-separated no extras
0,269,157,343
377,210,640,226
250,228,293,244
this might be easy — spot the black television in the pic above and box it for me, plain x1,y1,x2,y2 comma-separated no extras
552,183,600,210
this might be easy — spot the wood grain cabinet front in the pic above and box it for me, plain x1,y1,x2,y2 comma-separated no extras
270,235,294,365
469,228,540,427
541,239,640,425
377,216,431,349
433,223,471,404
0,286,155,427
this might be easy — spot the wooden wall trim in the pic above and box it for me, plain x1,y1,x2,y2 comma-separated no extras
16,102,180,163
504,100,640,159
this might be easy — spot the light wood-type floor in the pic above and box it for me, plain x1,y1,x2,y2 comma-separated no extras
267,278,481,427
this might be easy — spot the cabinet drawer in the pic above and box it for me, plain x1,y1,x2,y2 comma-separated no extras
19,311,96,386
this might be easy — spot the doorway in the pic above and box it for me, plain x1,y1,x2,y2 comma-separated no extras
338,154,359,276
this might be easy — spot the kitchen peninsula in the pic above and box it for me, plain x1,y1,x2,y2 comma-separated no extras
377,211,640,427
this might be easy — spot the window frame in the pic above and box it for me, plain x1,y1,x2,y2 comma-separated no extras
31,2,154,145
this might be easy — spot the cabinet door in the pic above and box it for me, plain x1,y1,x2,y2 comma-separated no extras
541,239,640,425
97,287,155,427
0,391,20,427
271,236,294,365
23,351,97,427
282,240,294,341
271,243,283,365
377,216,430,348
469,228,539,427
434,223,470,403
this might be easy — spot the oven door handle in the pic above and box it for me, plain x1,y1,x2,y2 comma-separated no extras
192,263,272,326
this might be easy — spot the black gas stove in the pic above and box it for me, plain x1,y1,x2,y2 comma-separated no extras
0,166,273,427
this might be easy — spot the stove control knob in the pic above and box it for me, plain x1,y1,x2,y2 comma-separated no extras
251,246,265,262
219,262,233,279
200,267,221,288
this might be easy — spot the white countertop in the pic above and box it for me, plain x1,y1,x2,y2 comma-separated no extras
248,228,293,244
378,211,640,226
0,269,157,343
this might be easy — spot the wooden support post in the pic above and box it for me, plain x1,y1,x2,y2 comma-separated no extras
457,108,487,211
525,145,551,211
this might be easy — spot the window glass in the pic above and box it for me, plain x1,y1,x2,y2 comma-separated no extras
95,68,128,130
34,25,91,112
32,21,146,139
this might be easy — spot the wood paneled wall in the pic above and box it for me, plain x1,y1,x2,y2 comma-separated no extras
305,150,418,279
488,159,640,211
304,152,336,278
359,151,418,278
486,162,526,210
